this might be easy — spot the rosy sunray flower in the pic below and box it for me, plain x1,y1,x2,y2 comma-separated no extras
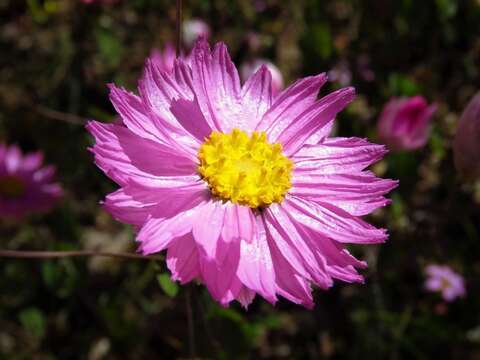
87,40,397,308
425,265,466,302
0,144,63,219
453,91,480,180
377,96,437,151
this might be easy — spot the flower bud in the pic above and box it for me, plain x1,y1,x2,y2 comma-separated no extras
240,59,284,96
377,96,437,151
183,19,210,49
453,92,480,179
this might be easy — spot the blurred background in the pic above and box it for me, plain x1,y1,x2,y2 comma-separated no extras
1,0,480,358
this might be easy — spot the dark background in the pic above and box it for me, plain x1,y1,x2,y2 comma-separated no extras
1,0,479,358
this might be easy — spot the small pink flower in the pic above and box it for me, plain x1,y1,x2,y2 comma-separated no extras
87,40,397,308
240,59,284,95
453,92,480,179
328,61,352,87
425,265,466,302
377,96,437,151
0,144,63,219
183,19,210,49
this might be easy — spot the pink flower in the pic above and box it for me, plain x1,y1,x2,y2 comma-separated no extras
87,40,397,308
183,19,210,49
149,43,178,74
240,59,284,96
0,144,63,219
377,96,437,151
453,92,480,179
425,265,466,302
328,60,351,87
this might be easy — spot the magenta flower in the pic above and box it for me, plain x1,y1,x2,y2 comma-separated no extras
453,92,480,179
425,265,466,302
0,144,63,219
183,19,210,49
149,43,178,74
240,59,284,96
328,60,352,87
87,40,397,308
377,96,437,151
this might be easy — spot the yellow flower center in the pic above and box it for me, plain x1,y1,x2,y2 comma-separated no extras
198,129,293,208
0,176,26,198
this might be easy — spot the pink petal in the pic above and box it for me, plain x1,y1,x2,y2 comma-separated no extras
235,286,256,309
284,196,387,244
137,201,206,255
293,137,388,175
275,87,356,156
139,58,203,150
265,227,314,308
86,121,197,186
295,224,366,283
238,65,273,129
191,40,242,132
109,84,178,146
291,171,398,216
167,233,201,284
5,145,22,172
170,98,212,142
103,188,156,226
305,120,334,145
256,73,328,133
264,204,333,289
123,180,209,219
237,216,277,304
21,152,44,172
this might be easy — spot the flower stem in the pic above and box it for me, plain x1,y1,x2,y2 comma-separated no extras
175,0,183,58
0,250,163,261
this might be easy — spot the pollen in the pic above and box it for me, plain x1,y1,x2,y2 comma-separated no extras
198,128,293,208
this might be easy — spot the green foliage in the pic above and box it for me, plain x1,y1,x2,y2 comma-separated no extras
19,308,46,339
157,273,179,298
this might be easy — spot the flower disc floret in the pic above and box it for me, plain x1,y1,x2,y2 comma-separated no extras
198,129,293,208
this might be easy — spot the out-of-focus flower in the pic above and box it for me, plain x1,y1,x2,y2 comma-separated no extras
377,96,437,151
240,59,284,95
245,32,262,52
328,60,352,87
0,144,63,219
149,43,178,73
183,19,210,49
87,40,396,308
453,92,480,179
425,265,466,302
356,54,375,82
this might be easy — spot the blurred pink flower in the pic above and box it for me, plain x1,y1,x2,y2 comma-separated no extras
0,144,63,219
453,92,480,179
356,54,375,82
149,43,178,73
87,40,396,308
183,19,210,49
425,265,466,302
377,96,437,151
328,60,352,87
240,59,284,95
